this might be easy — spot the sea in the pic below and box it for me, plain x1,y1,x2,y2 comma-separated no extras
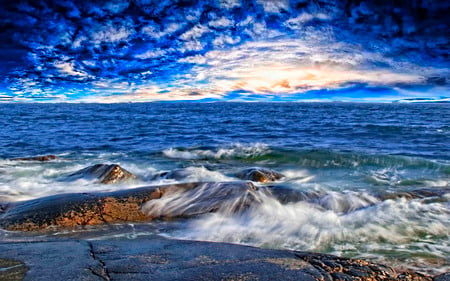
0,102,449,274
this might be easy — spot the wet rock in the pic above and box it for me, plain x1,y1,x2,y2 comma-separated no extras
380,188,450,201
64,164,137,184
152,168,192,181
268,186,322,204
142,182,261,218
11,155,58,161
0,258,28,281
434,272,450,281
0,203,7,215
236,168,284,183
0,241,104,281
0,182,259,231
0,236,435,280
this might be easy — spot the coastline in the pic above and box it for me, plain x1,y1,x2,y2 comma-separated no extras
2,235,447,281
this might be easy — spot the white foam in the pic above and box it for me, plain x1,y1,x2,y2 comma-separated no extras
162,143,270,160
170,194,449,270
0,161,144,201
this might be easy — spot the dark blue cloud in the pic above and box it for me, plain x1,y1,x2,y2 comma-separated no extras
0,0,448,102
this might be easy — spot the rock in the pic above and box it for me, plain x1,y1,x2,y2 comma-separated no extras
0,258,27,281
0,182,260,231
142,181,261,218
268,185,322,204
0,236,437,281
434,272,450,281
64,164,136,184
236,168,284,183
0,241,104,281
0,203,7,215
152,168,192,181
380,188,450,201
11,155,58,161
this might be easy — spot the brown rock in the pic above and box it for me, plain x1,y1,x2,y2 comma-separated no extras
65,164,136,184
0,182,259,231
236,167,284,183
11,155,58,161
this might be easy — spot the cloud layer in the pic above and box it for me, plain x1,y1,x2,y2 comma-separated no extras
0,0,448,102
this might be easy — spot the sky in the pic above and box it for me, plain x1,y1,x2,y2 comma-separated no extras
0,0,449,103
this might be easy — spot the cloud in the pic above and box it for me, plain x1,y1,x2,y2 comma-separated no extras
284,13,330,29
257,0,289,14
0,0,448,102
54,62,88,77
91,22,134,44
209,17,234,29
176,38,442,98
217,0,240,9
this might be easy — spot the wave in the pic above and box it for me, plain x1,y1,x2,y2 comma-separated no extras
166,190,449,274
160,144,450,172
162,143,270,160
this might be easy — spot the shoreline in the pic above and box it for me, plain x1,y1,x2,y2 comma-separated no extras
1,235,446,281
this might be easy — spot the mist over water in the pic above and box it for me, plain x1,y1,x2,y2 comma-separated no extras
0,103,449,274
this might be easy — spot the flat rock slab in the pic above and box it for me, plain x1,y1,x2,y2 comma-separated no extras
0,236,435,281
0,240,104,281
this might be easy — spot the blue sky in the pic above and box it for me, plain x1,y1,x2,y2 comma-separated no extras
0,0,448,103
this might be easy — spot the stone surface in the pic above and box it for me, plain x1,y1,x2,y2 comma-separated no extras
381,188,450,201
0,236,437,281
0,182,259,231
236,168,284,183
64,164,137,184
0,241,104,281
11,155,58,162
0,258,27,281
434,273,450,281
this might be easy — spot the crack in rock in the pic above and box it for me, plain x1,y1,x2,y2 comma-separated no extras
87,242,111,281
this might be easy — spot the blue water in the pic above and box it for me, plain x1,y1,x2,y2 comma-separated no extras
0,102,449,274
1,102,449,159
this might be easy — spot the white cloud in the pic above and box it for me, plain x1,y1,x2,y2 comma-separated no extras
212,34,240,47
55,62,88,77
91,22,134,44
217,0,240,9
175,37,435,97
284,13,330,30
134,49,167,59
180,25,210,41
257,0,289,14
209,17,234,29
237,16,254,27
181,40,206,52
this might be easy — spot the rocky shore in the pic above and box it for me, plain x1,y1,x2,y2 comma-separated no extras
2,236,448,281
1,162,449,280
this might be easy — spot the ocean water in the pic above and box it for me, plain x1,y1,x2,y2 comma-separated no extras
0,102,449,274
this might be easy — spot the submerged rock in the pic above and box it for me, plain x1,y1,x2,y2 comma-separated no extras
11,155,58,161
236,167,284,183
0,203,7,215
0,182,259,231
380,188,450,201
152,168,192,181
64,164,136,184
268,186,323,204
